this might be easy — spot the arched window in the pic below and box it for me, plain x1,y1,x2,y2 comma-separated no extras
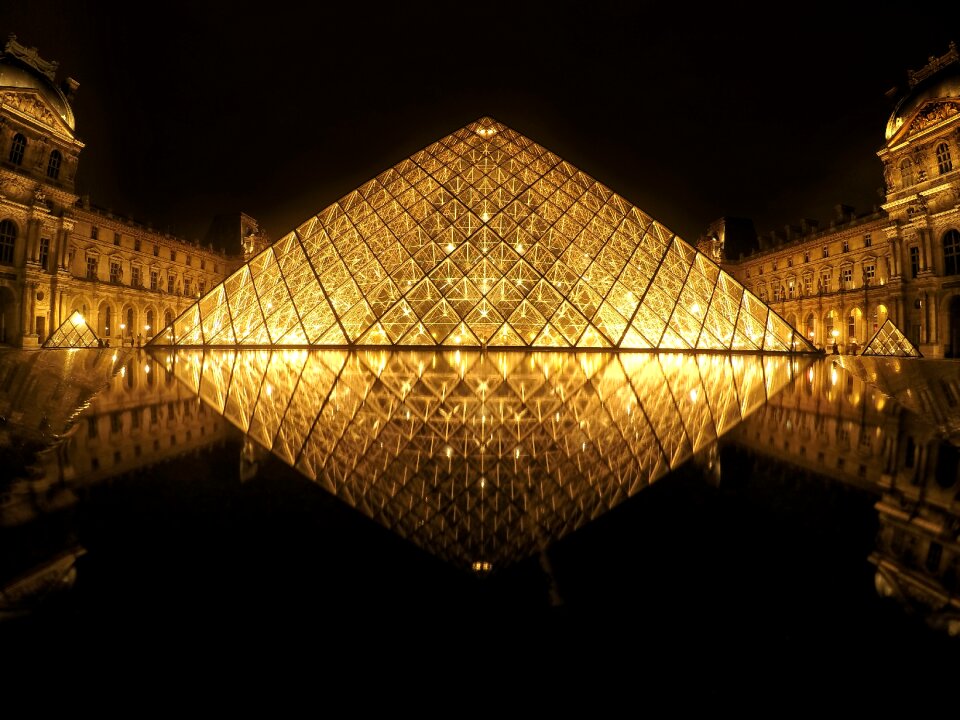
944,229,960,276
8,134,26,166
46,150,62,180
0,219,16,265
936,142,953,175
900,157,914,186
146,309,154,334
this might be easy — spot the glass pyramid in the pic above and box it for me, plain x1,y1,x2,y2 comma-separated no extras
43,311,101,348
156,348,809,568
152,118,813,352
861,319,921,357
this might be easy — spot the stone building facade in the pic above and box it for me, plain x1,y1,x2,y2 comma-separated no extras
0,36,261,348
718,43,960,357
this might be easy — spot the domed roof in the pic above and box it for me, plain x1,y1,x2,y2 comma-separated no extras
0,42,75,131
885,52,960,142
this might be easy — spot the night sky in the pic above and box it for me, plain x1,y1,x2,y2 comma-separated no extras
1,2,956,253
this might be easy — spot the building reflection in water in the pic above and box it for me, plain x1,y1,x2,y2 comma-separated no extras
2,347,957,636
153,348,808,569
732,357,960,635
0,349,228,616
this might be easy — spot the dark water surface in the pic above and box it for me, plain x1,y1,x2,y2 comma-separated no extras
1,348,956,697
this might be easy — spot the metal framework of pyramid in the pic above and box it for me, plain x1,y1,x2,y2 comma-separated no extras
152,117,813,352
43,312,101,348
158,348,807,567
861,319,921,357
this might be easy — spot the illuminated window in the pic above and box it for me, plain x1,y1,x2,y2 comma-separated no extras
46,150,62,179
910,246,920,278
841,267,853,289
864,233,872,248
39,237,49,270
936,142,953,175
803,275,812,296
86,256,97,280
819,270,831,292
110,260,122,283
944,229,960,276
198,279,206,295
773,284,782,301
8,134,26,165
900,157,914,186
167,274,175,294
863,263,875,282
183,278,191,296
0,220,17,264
787,281,795,299
150,269,159,290
132,265,141,287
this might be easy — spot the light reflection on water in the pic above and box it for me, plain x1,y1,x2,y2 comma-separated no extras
1,348,958,641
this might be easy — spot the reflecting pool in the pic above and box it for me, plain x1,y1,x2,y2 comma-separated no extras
1,348,957,690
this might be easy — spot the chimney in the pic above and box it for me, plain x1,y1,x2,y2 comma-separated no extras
834,204,855,222
800,218,819,235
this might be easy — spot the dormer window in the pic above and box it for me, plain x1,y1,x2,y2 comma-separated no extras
46,150,62,179
8,134,26,166
936,142,953,175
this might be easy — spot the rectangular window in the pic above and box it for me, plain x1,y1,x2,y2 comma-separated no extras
910,246,920,278
803,251,810,263
803,276,812,296
186,256,192,267
842,239,849,253
110,261,122,283
183,278,191,296
170,249,177,261
134,238,141,252
113,233,120,247
167,274,175,294
87,416,98,438
150,405,158,424
864,263,875,282
150,269,158,291
787,258,793,267
772,260,778,271
153,244,159,257
86,256,98,280
201,259,206,270
38,237,50,270
819,271,831,292
773,285,782,301
131,265,141,287
788,281,795,299
822,246,829,258
91,226,99,240
864,233,872,248
842,267,853,288
198,280,206,295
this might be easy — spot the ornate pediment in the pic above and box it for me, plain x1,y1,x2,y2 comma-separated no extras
0,90,74,138
905,101,960,137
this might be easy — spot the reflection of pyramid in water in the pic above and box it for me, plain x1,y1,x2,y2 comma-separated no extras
861,319,921,357
43,312,101,348
158,348,809,568
152,118,813,352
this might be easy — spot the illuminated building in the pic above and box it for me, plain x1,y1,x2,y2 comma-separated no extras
0,36,245,348
154,117,811,352
720,43,960,357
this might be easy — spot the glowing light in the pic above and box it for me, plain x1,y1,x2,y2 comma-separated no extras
153,119,813,353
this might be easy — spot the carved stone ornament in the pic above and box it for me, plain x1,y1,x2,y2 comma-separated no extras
0,91,61,129
0,176,30,202
908,102,960,136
